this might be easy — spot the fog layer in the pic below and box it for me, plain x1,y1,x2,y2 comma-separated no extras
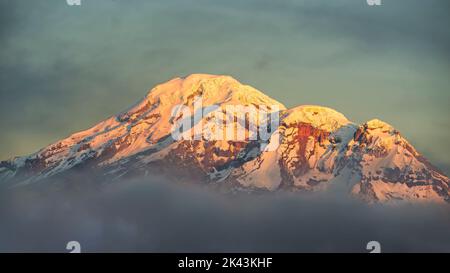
0,176,449,253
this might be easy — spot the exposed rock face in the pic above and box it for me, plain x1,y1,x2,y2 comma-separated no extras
0,74,448,203
232,105,356,191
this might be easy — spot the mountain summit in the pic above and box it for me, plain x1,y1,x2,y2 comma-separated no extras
1,74,448,203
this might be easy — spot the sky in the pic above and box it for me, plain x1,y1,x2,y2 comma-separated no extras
0,0,449,174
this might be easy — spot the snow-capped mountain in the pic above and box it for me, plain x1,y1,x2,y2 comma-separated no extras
0,74,448,203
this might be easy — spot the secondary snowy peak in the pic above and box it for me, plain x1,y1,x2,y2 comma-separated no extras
347,119,449,203
232,106,356,191
350,119,416,163
283,105,351,132
365,119,395,131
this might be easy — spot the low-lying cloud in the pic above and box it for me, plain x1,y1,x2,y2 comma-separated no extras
0,176,449,253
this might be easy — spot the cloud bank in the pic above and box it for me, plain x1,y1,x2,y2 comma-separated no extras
0,175,449,252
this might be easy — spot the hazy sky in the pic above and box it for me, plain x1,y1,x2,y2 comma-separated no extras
0,0,449,173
